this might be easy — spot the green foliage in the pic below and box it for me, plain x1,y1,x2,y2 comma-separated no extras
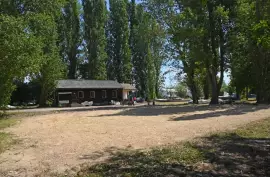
37,50,65,107
146,44,156,100
83,0,107,80
145,0,237,104
175,84,188,98
229,0,270,103
0,0,66,107
131,5,149,97
58,0,81,79
28,4,66,107
227,82,235,95
10,81,40,105
107,0,131,83
2,0,270,106
0,15,43,108
131,5,166,98
220,81,229,95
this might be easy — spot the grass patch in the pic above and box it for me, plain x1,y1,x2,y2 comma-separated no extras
73,118,270,177
235,118,270,138
151,142,205,165
76,142,206,177
0,132,16,153
0,118,18,130
205,118,270,142
0,117,19,153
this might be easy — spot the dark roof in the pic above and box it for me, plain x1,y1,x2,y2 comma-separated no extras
57,80,123,89
121,83,137,90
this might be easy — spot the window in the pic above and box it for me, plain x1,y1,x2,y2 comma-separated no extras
78,91,84,98
90,91,95,98
102,90,107,98
112,90,117,98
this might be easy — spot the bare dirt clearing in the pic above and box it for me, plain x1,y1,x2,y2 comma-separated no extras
1,104,270,177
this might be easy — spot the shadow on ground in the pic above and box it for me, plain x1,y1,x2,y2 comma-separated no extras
9,104,269,121
93,104,270,120
196,133,270,177
77,134,270,177
170,105,270,121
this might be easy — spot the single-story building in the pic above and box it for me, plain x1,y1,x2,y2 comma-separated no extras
55,80,136,106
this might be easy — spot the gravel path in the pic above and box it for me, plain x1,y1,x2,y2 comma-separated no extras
1,105,270,177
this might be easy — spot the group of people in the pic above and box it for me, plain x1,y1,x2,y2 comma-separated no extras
129,94,137,106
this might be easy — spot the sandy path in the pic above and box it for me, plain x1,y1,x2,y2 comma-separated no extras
1,105,270,176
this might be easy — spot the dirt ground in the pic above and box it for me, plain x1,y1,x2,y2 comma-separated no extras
1,104,270,177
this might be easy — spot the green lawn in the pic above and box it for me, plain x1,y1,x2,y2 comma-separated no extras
75,118,270,177
0,117,19,153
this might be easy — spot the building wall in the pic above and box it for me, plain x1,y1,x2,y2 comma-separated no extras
56,89,123,104
123,90,129,100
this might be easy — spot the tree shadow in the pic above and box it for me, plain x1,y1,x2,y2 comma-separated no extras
9,106,133,118
78,146,130,160
170,105,270,121
77,134,270,177
193,134,270,177
78,147,197,176
94,104,225,117
94,105,270,120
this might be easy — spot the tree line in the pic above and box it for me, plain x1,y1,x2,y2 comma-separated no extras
145,0,270,104
1,0,270,108
0,0,166,107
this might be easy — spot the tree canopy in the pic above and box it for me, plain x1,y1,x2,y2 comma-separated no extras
1,0,270,107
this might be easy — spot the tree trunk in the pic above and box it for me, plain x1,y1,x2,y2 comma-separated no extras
68,50,77,79
190,78,199,104
256,85,270,104
209,72,219,104
203,74,209,100
39,88,47,107
236,87,241,100
245,87,249,100
155,84,159,99
206,1,227,105
191,89,199,104
182,59,199,104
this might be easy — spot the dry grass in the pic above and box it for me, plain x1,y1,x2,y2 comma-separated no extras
76,118,270,177
1,105,270,177
0,132,15,153
235,117,270,138
0,118,19,153
0,118,18,130
155,101,189,106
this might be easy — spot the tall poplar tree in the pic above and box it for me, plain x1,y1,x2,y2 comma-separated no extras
128,0,137,84
107,0,131,83
58,0,81,79
83,0,107,80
